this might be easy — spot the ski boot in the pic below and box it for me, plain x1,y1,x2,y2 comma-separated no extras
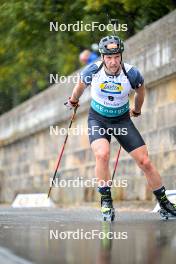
101,195,115,222
159,199,176,220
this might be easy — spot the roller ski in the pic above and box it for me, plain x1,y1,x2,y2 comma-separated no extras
158,199,176,221
101,195,115,222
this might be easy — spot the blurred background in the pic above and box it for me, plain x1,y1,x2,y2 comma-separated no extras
0,0,175,114
1,2,176,264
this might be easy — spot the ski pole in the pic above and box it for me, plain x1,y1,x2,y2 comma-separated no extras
106,13,118,36
111,145,122,183
48,104,79,198
111,110,137,184
111,113,137,182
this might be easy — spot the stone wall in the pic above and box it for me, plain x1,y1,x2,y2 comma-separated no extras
0,10,176,204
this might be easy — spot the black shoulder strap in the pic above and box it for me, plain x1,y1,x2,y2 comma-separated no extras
121,62,135,89
94,62,104,74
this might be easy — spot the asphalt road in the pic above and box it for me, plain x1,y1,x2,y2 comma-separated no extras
0,207,176,264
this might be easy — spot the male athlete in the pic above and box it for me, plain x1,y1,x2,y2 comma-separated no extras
65,35,176,221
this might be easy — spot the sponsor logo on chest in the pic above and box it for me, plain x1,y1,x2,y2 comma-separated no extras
100,81,124,94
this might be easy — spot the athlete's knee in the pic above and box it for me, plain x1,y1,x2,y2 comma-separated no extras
95,149,110,163
137,155,152,171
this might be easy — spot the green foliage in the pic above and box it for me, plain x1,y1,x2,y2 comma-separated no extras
0,0,175,114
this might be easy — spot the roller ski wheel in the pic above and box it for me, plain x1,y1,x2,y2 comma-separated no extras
159,208,176,220
159,201,176,221
159,208,169,220
101,197,115,222
103,208,115,222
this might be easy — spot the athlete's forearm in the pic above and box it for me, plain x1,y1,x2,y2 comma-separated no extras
134,85,145,112
70,79,86,102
